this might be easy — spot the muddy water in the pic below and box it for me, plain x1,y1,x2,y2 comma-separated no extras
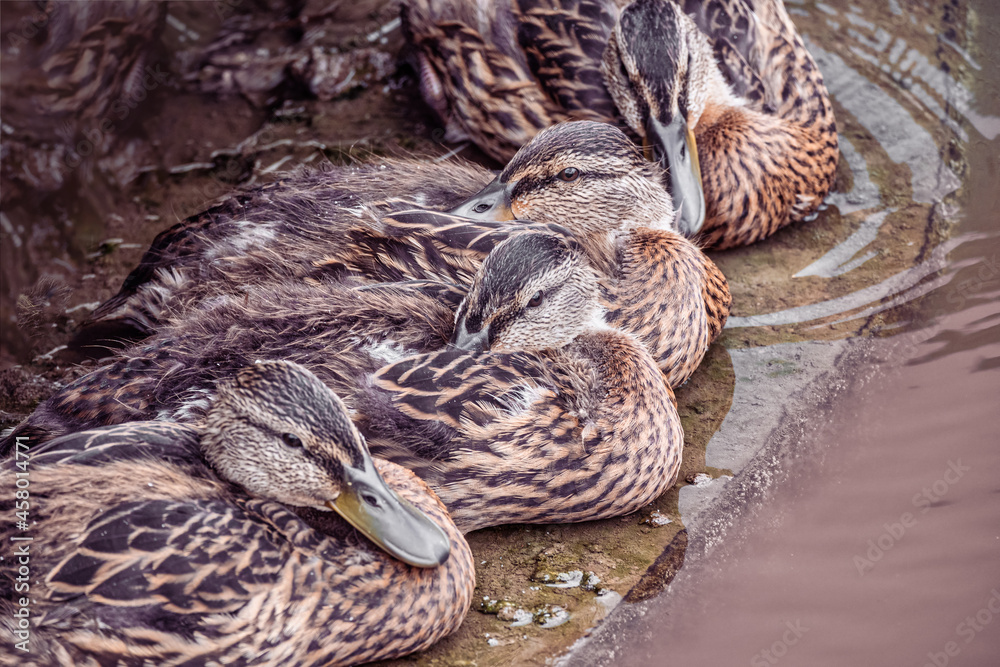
1,0,998,665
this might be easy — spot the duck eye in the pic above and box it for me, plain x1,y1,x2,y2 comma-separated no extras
527,290,544,308
281,433,304,449
558,167,580,182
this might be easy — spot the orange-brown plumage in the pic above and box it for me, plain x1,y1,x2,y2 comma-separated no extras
604,0,839,247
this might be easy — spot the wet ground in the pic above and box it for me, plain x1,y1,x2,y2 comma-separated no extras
1,0,998,665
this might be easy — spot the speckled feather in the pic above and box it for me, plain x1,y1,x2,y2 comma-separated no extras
679,0,839,247
357,329,683,532
11,280,461,445
72,122,679,353
74,158,494,346
3,234,704,538
402,0,623,162
604,226,730,387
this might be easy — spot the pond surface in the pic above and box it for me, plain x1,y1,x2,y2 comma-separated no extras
1,1,998,665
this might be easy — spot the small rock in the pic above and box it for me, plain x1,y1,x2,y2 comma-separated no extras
644,510,673,527
685,472,713,485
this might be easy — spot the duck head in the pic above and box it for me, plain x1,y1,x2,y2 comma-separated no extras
602,0,724,237
201,360,451,568
448,121,676,236
451,231,605,353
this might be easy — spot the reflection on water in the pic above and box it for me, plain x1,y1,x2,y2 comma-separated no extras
566,0,1000,663
726,0,999,330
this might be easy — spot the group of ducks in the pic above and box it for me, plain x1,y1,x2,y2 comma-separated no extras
1,0,837,665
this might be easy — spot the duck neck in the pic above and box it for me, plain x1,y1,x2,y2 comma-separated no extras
604,228,728,387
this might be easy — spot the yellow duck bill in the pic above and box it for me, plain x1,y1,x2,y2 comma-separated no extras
329,456,451,568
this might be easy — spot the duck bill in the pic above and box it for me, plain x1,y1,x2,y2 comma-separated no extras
329,456,451,568
647,114,705,237
450,320,490,353
447,177,516,221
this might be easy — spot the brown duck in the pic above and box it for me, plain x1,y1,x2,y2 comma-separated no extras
404,0,839,247
6,233,701,534
0,361,473,666
72,121,679,350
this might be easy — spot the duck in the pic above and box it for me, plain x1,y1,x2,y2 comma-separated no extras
71,121,679,351
0,360,473,666
360,231,686,531
72,156,495,349
7,233,689,534
11,206,728,448
400,0,621,162
403,0,839,248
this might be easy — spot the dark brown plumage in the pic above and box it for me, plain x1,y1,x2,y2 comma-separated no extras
4,215,727,453
402,0,620,162
73,157,494,348
0,361,473,666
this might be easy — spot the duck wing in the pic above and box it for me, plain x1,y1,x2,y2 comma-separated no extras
403,0,564,161
680,0,829,122
678,0,773,110
24,421,203,469
313,209,578,285
358,345,599,475
71,160,493,353
512,0,619,120
3,280,458,452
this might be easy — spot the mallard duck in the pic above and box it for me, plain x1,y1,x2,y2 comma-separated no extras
72,157,494,348
0,361,473,666
8,233,687,534
360,231,685,531
604,0,839,246
11,210,727,448
401,0,620,162
72,121,678,351
404,0,838,247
